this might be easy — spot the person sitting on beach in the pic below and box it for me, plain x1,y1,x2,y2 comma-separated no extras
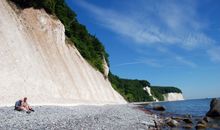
15,97,34,113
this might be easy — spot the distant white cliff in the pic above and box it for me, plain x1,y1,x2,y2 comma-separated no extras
163,93,184,101
143,86,184,101
0,0,126,106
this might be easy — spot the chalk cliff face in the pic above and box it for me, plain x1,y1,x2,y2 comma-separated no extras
143,86,184,101
163,93,184,101
143,86,159,101
0,0,126,106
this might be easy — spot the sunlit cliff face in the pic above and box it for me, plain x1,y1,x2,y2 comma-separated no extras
0,0,126,106
143,86,184,101
163,93,184,101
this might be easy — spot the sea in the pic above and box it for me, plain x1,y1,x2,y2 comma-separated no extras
145,98,217,117
144,98,220,130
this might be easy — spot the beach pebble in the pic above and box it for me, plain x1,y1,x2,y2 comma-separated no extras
183,118,193,124
165,118,179,127
0,105,157,130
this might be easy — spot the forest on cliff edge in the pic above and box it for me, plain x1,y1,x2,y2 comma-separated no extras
10,0,182,102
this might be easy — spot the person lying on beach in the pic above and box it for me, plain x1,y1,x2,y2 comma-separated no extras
15,97,34,113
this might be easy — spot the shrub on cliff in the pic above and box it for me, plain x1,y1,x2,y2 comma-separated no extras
151,86,182,94
150,88,164,101
108,72,154,102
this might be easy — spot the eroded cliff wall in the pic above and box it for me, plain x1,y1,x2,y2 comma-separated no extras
0,0,126,106
163,93,184,101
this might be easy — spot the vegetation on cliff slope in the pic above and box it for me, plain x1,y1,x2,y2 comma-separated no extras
11,0,109,73
109,72,182,102
151,86,182,94
108,72,154,102
10,0,182,102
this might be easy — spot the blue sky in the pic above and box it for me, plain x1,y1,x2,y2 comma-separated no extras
66,0,220,99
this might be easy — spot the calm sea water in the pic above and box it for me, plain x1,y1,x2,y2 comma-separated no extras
145,98,219,117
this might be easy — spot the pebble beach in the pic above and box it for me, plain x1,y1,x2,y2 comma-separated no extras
0,104,157,130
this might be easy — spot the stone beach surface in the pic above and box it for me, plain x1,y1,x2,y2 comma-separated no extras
0,104,157,130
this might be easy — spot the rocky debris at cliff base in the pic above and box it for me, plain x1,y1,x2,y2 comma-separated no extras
206,98,220,117
0,104,157,130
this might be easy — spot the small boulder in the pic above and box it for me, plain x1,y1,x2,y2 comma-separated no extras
198,120,207,126
203,116,210,122
165,118,179,127
195,120,207,129
183,118,193,124
206,98,220,117
153,105,166,111
195,123,206,129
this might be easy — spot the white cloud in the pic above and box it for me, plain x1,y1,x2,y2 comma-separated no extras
181,32,214,50
76,0,213,50
174,56,197,68
113,54,197,68
113,61,145,67
113,59,162,68
77,0,162,44
74,0,218,65
207,47,220,62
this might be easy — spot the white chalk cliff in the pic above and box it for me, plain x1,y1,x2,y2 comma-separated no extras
143,86,184,101
163,93,184,101
0,0,126,106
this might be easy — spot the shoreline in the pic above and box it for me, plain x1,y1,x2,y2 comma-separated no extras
0,104,158,130
138,100,220,130
1,99,219,129
0,103,125,107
